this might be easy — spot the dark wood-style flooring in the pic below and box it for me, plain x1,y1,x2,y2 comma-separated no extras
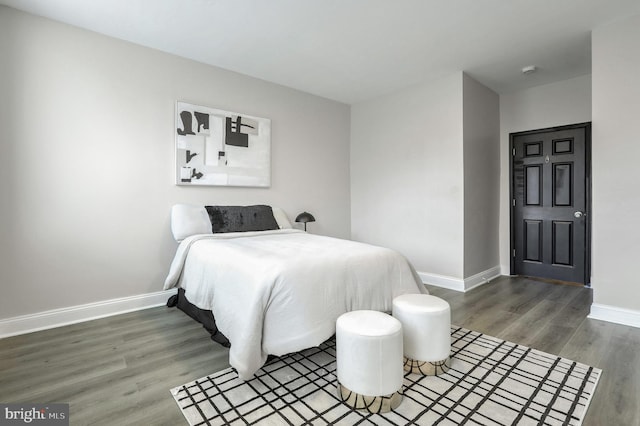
1,276,639,425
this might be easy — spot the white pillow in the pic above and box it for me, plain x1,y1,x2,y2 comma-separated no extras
171,204,212,242
272,207,293,229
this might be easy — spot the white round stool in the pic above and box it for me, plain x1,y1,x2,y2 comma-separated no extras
335,310,404,413
392,294,451,375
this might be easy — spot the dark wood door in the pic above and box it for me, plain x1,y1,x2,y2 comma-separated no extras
511,123,590,284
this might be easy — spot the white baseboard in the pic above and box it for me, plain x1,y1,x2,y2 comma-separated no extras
0,264,505,338
419,266,502,292
463,266,502,291
418,271,464,291
500,264,511,276
588,303,640,329
0,288,178,339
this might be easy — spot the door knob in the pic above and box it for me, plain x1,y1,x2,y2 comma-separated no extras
574,211,585,218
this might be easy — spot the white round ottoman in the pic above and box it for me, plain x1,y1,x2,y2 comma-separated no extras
392,294,451,375
335,310,404,413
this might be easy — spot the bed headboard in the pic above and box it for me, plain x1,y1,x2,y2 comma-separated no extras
170,204,292,242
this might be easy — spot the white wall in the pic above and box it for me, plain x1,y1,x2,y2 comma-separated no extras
591,13,640,313
0,7,351,320
463,74,500,277
351,72,500,287
0,9,10,305
498,75,592,274
351,73,464,278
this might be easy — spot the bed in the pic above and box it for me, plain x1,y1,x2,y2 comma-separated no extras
163,204,427,380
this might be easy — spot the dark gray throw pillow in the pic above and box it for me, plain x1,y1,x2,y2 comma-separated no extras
204,205,279,233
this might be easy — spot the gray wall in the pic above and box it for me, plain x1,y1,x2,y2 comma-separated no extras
498,75,592,274
0,9,10,306
351,72,500,283
0,7,351,319
7,3,638,326
498,12,640,317
592,13,640,312
350,73,464,278
463,74,500,277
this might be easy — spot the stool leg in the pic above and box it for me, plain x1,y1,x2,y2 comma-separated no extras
403,356,451,375
337,382,403,413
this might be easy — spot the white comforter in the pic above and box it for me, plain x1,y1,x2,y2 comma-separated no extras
164,229,427,380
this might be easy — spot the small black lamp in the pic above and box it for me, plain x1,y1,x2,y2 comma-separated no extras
295,212,315,232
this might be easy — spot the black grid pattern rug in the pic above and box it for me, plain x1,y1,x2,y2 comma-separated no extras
170,326,601,425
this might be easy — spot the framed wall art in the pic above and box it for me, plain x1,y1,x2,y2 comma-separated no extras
175,101,271,187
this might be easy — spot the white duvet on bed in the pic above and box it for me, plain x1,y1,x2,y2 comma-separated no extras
164,229,427,380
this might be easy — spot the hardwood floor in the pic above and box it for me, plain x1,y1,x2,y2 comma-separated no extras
0,276,638,425
428,276,640,426
0,307,229,425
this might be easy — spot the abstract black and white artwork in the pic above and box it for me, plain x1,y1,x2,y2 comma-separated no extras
175,102,271,187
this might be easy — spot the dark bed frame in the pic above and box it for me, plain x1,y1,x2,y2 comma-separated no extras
167,289,230,348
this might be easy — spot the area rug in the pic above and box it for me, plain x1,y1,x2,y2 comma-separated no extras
170,326,601,425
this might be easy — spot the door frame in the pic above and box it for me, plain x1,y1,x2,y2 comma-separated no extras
509,122,592,285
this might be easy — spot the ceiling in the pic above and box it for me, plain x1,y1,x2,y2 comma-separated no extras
2,0,639,104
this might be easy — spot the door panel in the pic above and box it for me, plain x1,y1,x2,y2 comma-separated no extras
511,124,590,284
525,165,542,205
524,220,542,261
552,221,572,265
